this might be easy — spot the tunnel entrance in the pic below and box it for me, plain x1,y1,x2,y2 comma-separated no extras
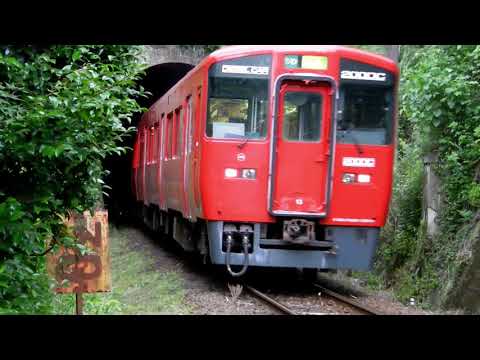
102,62,195,226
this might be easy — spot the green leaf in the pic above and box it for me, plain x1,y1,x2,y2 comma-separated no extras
72,50,81,61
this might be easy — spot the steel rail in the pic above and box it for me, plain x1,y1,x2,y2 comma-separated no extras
244,285,297,315
312,283,382,315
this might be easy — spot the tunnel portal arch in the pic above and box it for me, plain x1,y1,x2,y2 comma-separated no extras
103,46,210,225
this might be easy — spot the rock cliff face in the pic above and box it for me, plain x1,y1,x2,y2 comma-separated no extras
440,212,480,313
423,156,480,312
423,153,442,240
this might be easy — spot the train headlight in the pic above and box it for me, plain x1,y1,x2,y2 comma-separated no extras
241,169,256,179
357,174,371,183
225,168,238,178
342,173,356,184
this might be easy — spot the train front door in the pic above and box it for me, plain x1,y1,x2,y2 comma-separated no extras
271,80,332,216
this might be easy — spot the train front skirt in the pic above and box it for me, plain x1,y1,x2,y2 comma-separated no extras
207,222,380,270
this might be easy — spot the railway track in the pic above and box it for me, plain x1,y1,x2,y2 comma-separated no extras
312,283,382,315
242,282,382,315
244,285,296,315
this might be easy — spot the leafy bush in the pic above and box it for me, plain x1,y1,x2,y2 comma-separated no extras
378,139,423,281
373,45,480,306
0,45,146,313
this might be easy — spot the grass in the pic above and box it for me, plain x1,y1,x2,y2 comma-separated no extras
110,227,191,314
53,226,191,315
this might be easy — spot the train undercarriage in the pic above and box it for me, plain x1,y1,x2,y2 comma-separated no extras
137,203,380,277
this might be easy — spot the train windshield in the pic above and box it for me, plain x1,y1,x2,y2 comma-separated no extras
206,55,271,140
337,84,394,145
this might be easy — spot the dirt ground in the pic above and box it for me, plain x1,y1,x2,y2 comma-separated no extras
110,224,441,315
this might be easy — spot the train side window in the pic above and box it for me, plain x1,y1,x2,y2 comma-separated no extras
186,96,193,154
150,126,156,164
138,129,145,167
145,126,151,164
166,113,174,159
282,91,322,142
172,109,178,158
133,134,140,168
152,123,159,163
196,88,202,142
176,107,184,157
160,113,165,160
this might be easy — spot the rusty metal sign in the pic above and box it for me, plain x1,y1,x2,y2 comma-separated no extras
47,210,111,294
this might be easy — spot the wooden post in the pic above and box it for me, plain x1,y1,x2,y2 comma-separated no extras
47,210,111,314
75,291,83,315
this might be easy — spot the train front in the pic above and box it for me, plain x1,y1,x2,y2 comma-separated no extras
200,47,398,276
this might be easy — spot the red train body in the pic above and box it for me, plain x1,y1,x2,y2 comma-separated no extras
132,45,399,275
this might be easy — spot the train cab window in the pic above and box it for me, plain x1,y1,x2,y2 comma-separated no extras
282,92,322,142
207,79,268,139
337,84,394,145
206,55,271,140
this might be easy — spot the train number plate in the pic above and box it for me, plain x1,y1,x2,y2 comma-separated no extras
342,157,376,168
222,65,269,76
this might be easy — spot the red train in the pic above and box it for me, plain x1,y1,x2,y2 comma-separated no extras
132,45,399,276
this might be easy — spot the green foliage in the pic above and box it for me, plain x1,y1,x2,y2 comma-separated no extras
467,183,480,207
53,292,123,315
402,45,480,229
377,139,424,281
374,45,480,307
0,45,147,313
349,45,390,56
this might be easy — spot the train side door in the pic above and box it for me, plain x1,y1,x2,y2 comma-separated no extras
183,96,196,220
192,88,202,214
271,81,331,216
154,119,162,205
159,114,167,211
132,136,140,200
138,127,146,202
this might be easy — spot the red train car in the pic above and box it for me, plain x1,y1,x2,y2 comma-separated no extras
132,45,399,276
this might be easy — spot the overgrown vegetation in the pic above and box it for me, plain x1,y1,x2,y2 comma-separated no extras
356,45,480,308
0,46,146,314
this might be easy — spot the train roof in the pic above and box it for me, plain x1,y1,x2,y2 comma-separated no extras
146,45,398,115
207,45,397,68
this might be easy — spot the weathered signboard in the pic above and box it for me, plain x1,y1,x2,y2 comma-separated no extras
47,210,111,294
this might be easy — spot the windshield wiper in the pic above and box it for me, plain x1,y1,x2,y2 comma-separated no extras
339,123,364,155
237,136,250,149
